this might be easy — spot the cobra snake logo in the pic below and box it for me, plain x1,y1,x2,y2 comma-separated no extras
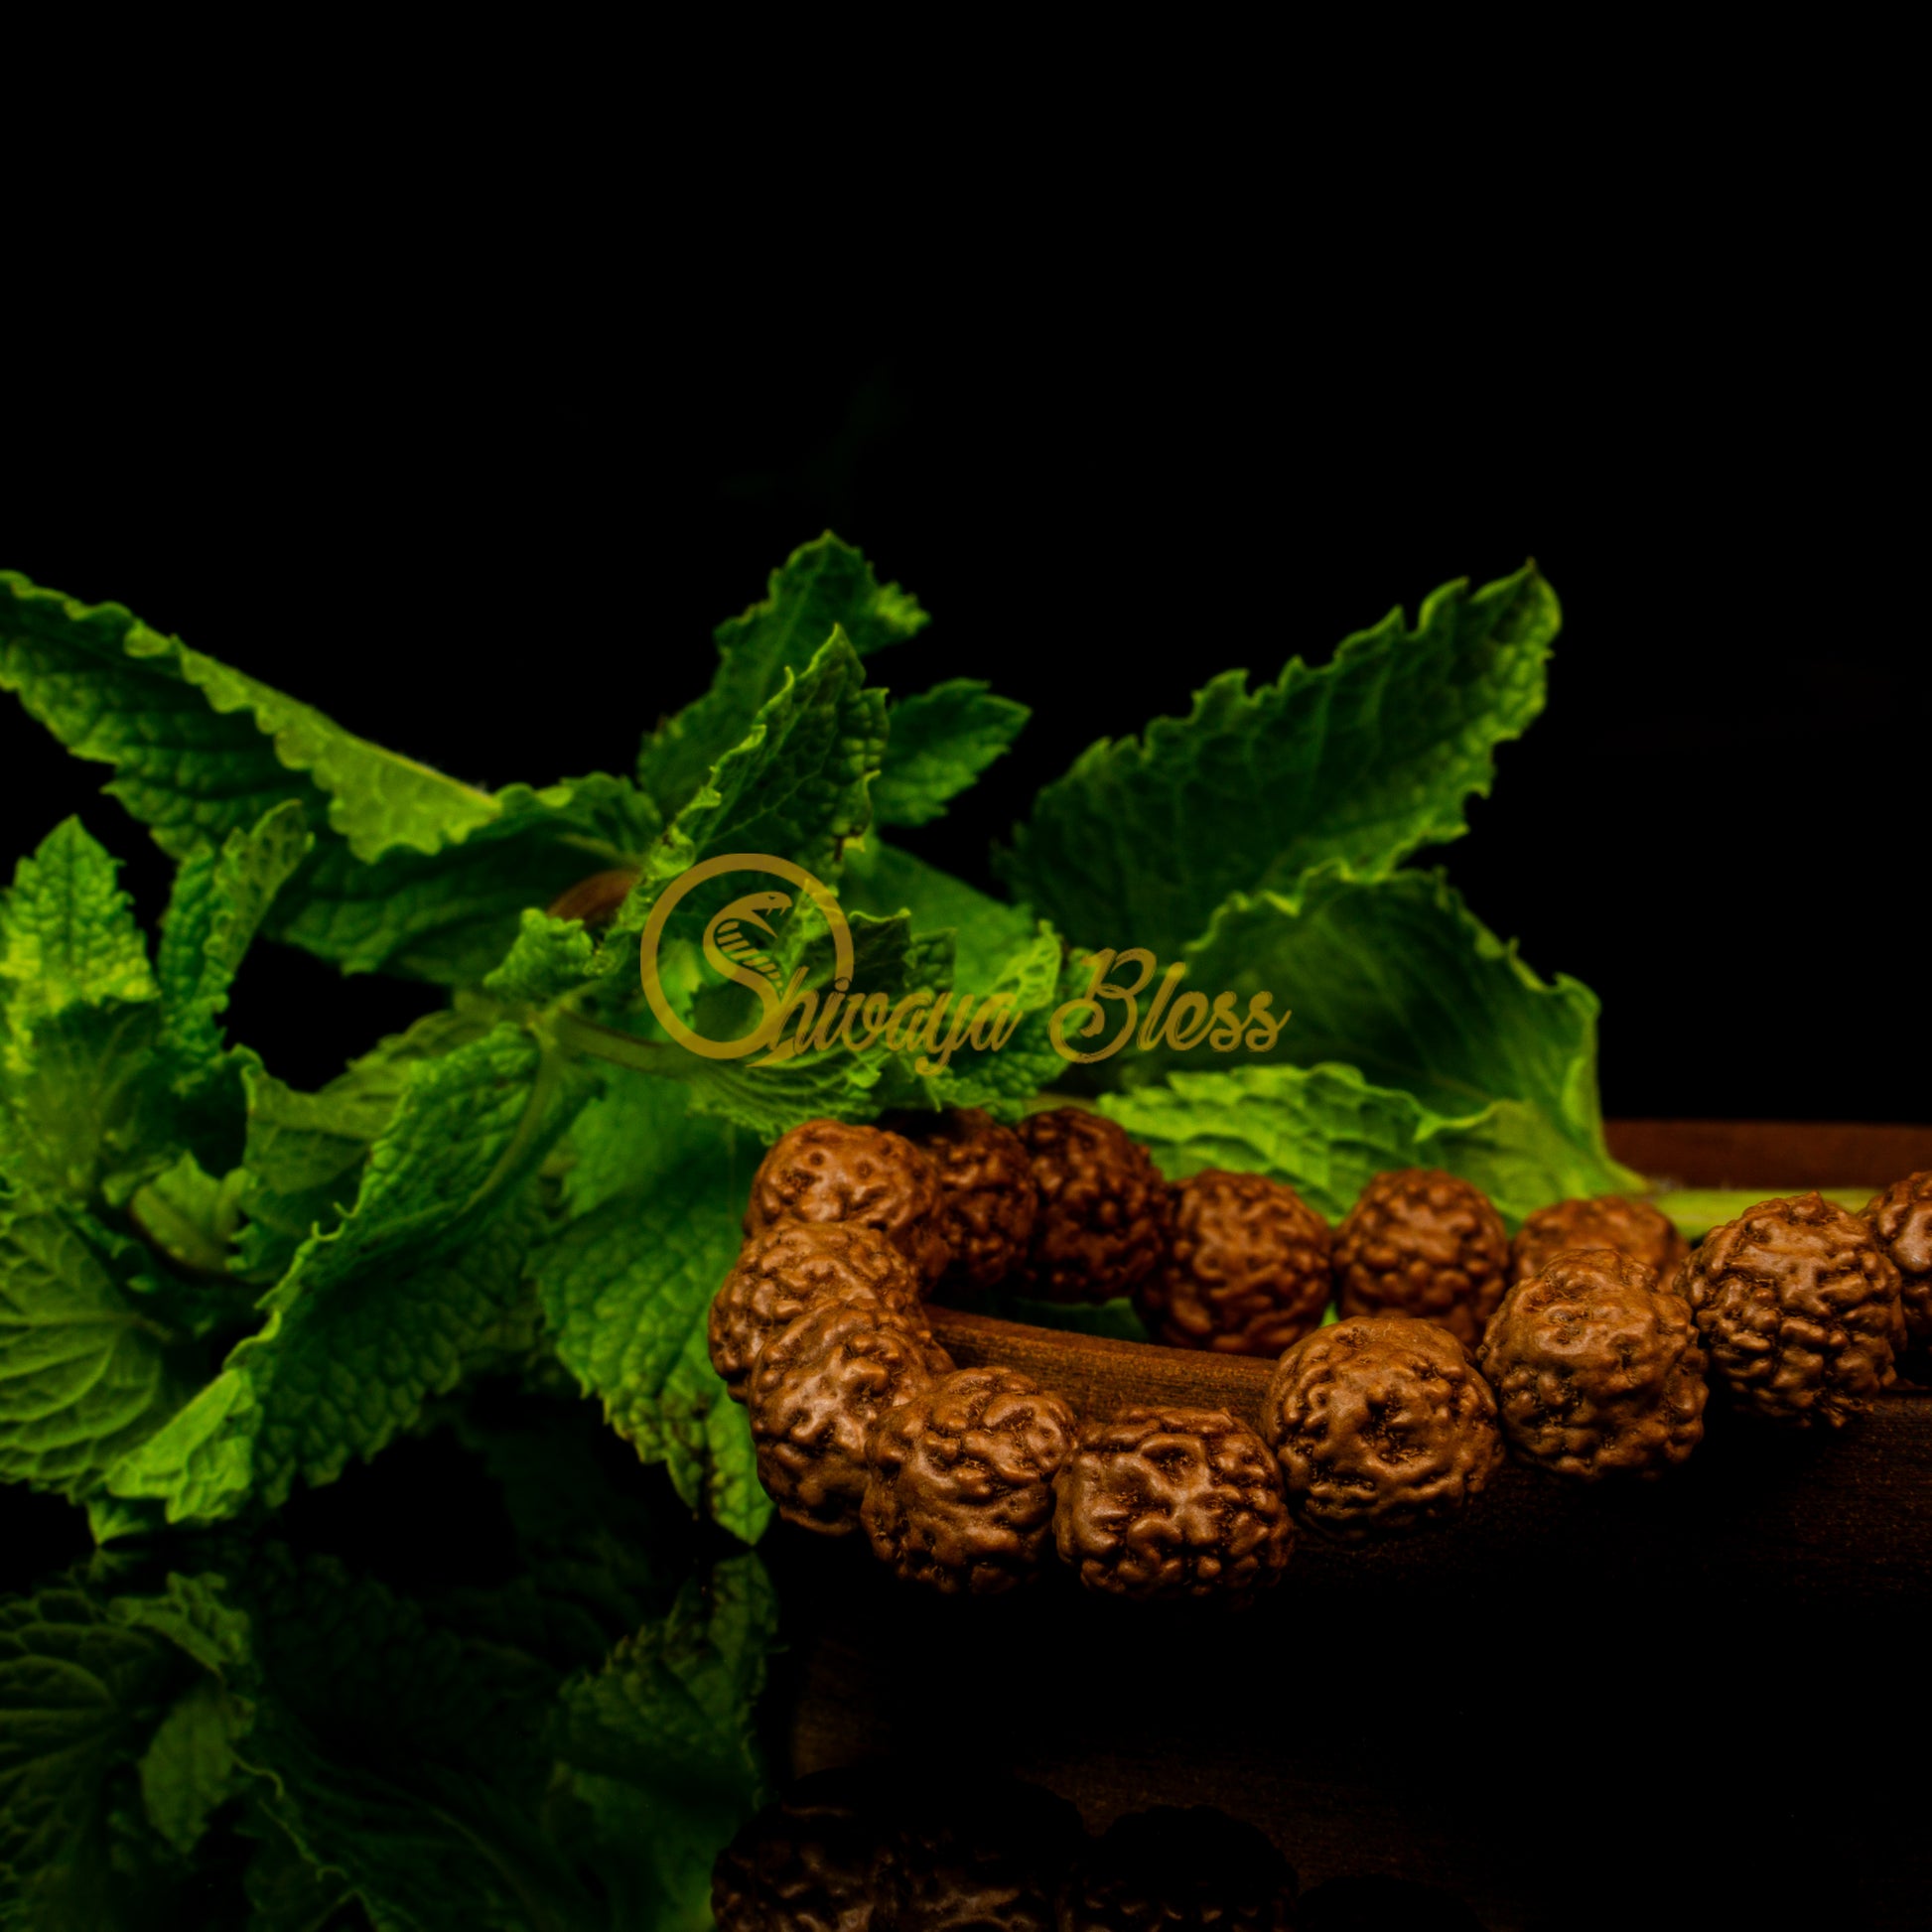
704,890,790,1001
639,853,854,1062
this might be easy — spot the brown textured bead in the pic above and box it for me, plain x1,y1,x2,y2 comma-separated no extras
1863,1171,1932,1345
708,1221,925,1403
883,1773,1080,1932
1052,1405,1292,1602
1478,1248,1708,1477
1511,1193,1690,1291
1061,1808,1297,1932
748,1298,954,1535
1683,1192,1904,1427
1332,1168,1509,1350
1262,1315,1504,1541
746,1118,953,1286
1139,1169,1332,1355
892,1107,1039,1293
861,1368,1077,1593
1013,1107,1172,1303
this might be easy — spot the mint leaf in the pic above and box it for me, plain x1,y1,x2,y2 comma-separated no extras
0,821,175,1208
534,1118,769,1542
109,1027,595,1523
155,800,312,1077
639,532,927,819
232,1008,493,1281
609,630,888,964
272,770,660,984
483,908,599,1007
551,1553,775,1923
0,570,498,865
1,575,661,987
0,1196,186,1502
840,839,1037,990
126,1156,240,1289
997,564,1557,957
1131,867,1632,1191
874,679,1029,826
0,817,156,1021
1102,1060,1635,1227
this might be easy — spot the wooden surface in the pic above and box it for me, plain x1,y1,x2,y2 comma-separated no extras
1603,1117,1932,1188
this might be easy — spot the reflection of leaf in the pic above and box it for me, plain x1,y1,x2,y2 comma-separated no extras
552,1554,776,1928
0,1576,182,1924
0,1572,228,1931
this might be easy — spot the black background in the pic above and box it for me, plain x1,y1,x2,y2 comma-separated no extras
3,250,1927,1929
3,319,1917,1119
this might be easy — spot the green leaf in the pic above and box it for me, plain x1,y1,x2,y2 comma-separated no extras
639,532,927,819
550,1554,775,1925
232,1008,494,1281
155,801,312,1077
0,575,661,988
0,817,156,1023
270,770,660,985
0,821,175,1208
0,571,498,865
839,839,1036,990
0,1579,191,1930
0,1001,169,1208
1101,1060,1635,1228
125,1156,240,1288
873,679,1029,826
1130,868,1632,1191
997,563,1558,957
0,1197,186,1502
604,631,888,977
483,909,598,1008
109,1027,595,1523
533,1117,770,1542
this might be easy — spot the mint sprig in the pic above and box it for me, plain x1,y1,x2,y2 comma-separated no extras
2,534,1614,1559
